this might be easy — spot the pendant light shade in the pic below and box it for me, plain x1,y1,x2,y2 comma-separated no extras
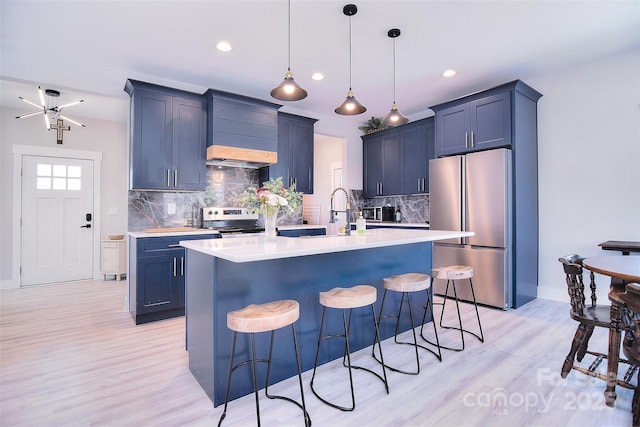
335,4,366,115
271,0,307,101
382,28,409,126
271,69,308,101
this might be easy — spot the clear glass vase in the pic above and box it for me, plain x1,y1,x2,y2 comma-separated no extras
261,206,279,240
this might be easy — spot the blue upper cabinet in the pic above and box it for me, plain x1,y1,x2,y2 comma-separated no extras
401,118,434,194
362,117,434,197
125,80,206,191
260,112,317,194
432,80,542,157
362,130,401,197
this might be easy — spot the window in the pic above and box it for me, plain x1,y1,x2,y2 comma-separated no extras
36,163,82,190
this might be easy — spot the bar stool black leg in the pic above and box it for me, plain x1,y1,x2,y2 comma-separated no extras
265,326,311,426
375,289,441,374
310,305,389,411
249,333,261,425
433,278,484,351
467,277,485,342
218,332,238,426
420,286,442,361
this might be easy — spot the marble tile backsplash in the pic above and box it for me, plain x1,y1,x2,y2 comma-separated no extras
129,167,428,231
128,167,301,231
349,190,430,224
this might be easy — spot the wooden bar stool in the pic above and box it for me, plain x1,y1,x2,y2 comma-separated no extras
310,285,389,411
373,273,442,375
426,265,484,351
218,300,310,427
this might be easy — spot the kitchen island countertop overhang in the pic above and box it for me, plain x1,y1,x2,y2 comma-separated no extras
180,228,474,263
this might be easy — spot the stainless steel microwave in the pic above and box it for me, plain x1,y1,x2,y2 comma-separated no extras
362,206,394,222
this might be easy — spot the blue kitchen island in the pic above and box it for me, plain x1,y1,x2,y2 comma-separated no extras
181,228,473,406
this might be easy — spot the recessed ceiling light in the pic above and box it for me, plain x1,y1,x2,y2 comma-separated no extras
442,69,456,77
312,72,324,81
216,41,232,52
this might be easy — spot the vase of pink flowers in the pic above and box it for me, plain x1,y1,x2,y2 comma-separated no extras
241,177,302,240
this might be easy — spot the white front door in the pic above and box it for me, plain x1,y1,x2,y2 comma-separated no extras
21,155,94,285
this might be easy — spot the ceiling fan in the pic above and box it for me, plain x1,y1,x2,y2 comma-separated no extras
15,86,86,128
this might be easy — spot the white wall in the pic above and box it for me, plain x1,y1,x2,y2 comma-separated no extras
0,107,128,288
528,48,640,303
303,133,345,234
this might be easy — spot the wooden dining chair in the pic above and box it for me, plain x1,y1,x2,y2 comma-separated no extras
619,283,640,426
559,254,617,378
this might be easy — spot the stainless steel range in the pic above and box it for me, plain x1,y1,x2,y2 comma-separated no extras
201,207,264,237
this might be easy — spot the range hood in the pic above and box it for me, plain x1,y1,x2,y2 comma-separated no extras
206,145,277,169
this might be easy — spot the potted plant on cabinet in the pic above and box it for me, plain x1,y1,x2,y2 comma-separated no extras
358,116,386,134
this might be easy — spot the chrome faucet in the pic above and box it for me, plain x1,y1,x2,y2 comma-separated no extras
329,187,351,236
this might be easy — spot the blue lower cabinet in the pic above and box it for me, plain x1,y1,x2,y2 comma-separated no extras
130,234,217,324
138,253,181,314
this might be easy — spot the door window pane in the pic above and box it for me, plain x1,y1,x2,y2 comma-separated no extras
37,177,51,190
53,165,66,177
35,162,82,191
67,165,81,178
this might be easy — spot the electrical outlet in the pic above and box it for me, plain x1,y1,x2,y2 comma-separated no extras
167,203,176,215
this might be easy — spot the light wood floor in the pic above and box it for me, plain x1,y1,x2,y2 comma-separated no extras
0,279,634,426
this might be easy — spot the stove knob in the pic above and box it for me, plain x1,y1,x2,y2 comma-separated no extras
213,210,219,215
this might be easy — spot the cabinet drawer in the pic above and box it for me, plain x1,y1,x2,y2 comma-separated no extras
136,234,216,257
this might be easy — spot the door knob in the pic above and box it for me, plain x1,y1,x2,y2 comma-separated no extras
81,224,92,228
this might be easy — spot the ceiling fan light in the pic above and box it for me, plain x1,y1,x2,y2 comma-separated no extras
335,89,366,115
383,102,409,126
38,86,46,108
270,69,308,101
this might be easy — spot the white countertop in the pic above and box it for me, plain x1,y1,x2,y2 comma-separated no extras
180,228,473,263
364,222,430,228
128,230,220,238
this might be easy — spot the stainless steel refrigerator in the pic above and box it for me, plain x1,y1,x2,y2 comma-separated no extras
429,148,512,309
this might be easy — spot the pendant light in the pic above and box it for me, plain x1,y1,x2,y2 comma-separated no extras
335,4,366,115
382,28,409,126
270,0,308,101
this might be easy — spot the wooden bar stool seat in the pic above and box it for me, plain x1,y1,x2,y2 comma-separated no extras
374,273,442,375
227,300,300,333
427,265,484,352
218,300,310,427
310,285,389,411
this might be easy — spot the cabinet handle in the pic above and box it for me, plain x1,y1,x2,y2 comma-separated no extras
471,131,475,148
167,244,181,248
423,178,426,192
465,132,469,149
418,179,421,192
181,256,184,276
174,169,178,187
380,182,383,195
167,169,171,187
173,257,177,277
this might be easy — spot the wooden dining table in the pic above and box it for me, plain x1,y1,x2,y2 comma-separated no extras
582,255,640,407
